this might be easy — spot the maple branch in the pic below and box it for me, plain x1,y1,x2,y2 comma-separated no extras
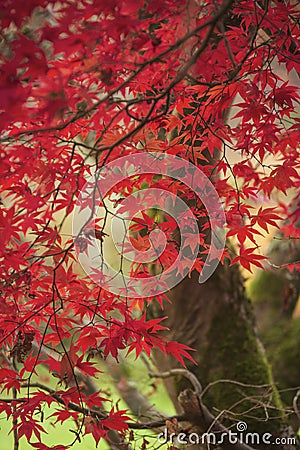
200,378,271,399
25,369,254,450
293,390,300,426
267,259,300,270
0,351,20,450
165,0,234,90
89,0,234,169
0,0,233,144
2,376,296,450
104,354,164,422
29,342,132,450
148,368,259,450
1,393,185,429
12,358,19,450
15,382,180,430
149,367,203,397
20,382,107,418
12,387,19,450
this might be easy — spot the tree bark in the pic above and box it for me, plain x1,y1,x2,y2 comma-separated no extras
248,228,300,410
151,262,298,449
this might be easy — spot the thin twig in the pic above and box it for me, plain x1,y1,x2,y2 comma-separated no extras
149,368,202,397
12,362,19,450
293,390,300,426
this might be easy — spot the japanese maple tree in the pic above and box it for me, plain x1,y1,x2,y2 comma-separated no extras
0,0,299,449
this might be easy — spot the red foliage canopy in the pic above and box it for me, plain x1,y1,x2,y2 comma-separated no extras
0,0,299,448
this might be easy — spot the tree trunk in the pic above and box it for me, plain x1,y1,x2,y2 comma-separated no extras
248,227,300,410
152,262,298,449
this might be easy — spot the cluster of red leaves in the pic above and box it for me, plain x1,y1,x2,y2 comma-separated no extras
0,0,299,448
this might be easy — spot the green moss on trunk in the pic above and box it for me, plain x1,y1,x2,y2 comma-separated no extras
198,300,284,435
153,264,291,445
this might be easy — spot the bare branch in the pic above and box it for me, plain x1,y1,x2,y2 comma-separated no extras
148,368,259,450
293,390,300,426
149,368,202,397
